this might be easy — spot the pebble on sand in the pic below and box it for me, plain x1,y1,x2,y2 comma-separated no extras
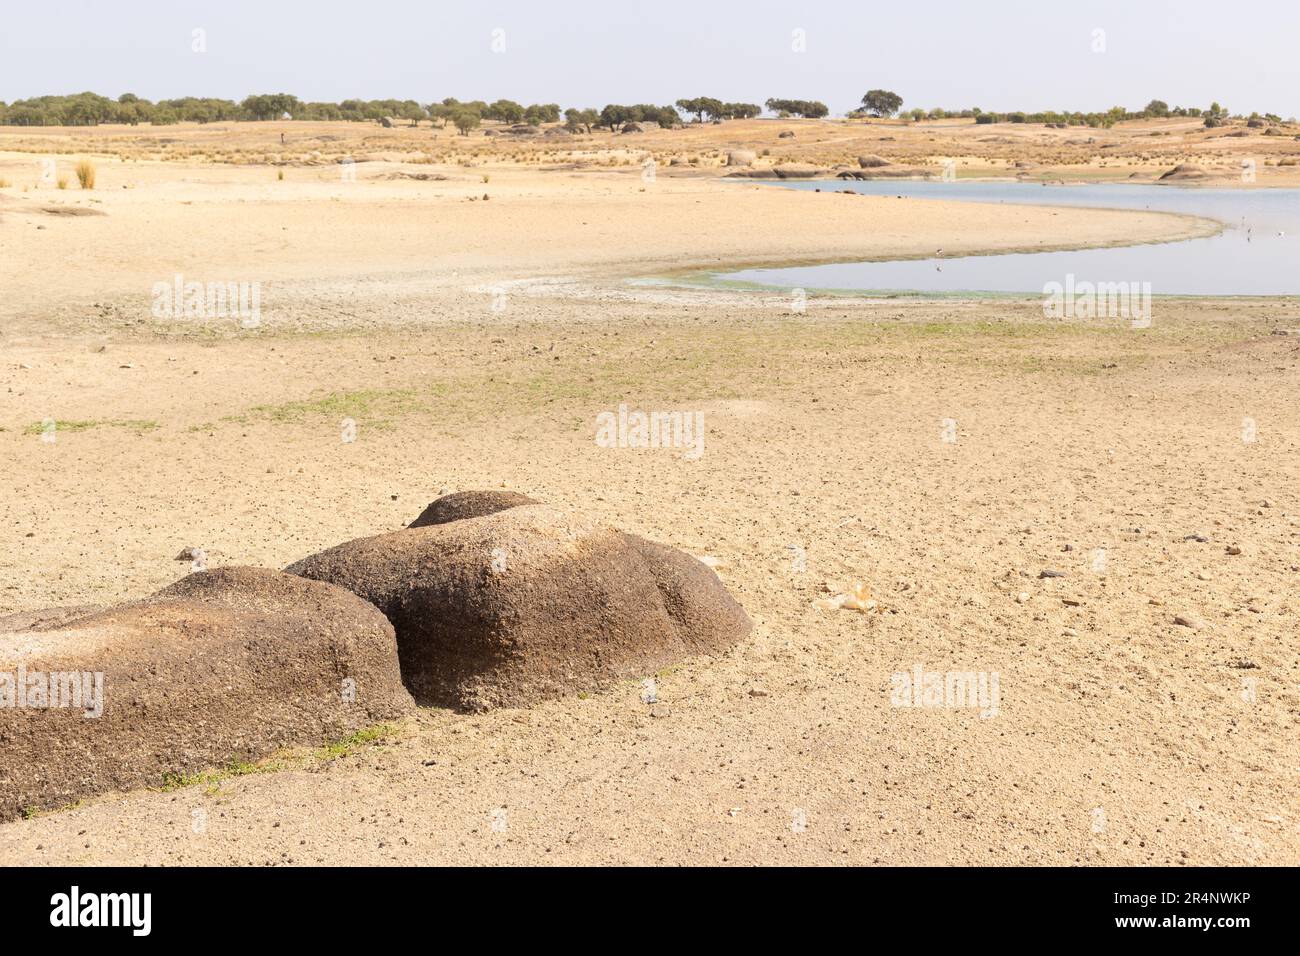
814,581,878,613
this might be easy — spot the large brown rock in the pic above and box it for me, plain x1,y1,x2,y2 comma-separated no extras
287,498,752,711
0,567,412,820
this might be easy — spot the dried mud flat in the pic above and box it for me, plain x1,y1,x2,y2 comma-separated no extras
0,120,1298,865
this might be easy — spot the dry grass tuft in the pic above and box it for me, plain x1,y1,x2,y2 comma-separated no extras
75,159,96,189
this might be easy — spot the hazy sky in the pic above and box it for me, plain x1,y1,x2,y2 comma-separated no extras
4,0,1297,116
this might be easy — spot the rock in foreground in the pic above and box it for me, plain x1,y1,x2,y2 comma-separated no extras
288,498,752,711
0,567,412,820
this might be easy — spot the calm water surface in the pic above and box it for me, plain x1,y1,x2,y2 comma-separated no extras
718,181,1300,296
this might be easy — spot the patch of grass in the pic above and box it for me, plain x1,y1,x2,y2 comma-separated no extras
21,799,82,820
225,387,429,428
75,159,96,189
158,757,272,792
312,723,398,761
165,307,1270,442
890,320,1075,339
22,418,159,435
156,722,402,795
56,175,68,190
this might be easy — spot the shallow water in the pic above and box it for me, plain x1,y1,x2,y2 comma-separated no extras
719,181,1300,296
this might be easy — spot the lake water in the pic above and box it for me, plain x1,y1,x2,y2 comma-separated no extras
718,182,1300,296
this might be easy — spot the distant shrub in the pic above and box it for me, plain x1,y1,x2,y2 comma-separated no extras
1203,102,1228,128
454,112,481,136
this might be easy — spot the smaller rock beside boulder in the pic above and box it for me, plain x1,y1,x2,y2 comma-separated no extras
0,567,412,820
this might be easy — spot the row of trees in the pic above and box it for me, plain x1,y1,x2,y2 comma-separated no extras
0,92,768,129
0,92,440,126
6,90,1287,130
1137,100,1283,127
764,98,829,118
596,103,682,130
0,92,738,129
852,92,1292,129
427,100,681,136
956,102,1281,129
674,97,762,122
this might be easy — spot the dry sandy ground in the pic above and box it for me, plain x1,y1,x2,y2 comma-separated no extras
0,123,1297,865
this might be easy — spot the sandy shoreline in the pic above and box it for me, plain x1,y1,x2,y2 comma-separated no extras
0,160,1222,339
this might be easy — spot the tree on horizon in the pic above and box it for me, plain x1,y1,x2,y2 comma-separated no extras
861,90,903,118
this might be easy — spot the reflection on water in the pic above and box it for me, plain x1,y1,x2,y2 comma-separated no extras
721,181,1300,296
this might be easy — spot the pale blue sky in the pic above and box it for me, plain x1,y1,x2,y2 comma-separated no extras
3,0,1297,116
